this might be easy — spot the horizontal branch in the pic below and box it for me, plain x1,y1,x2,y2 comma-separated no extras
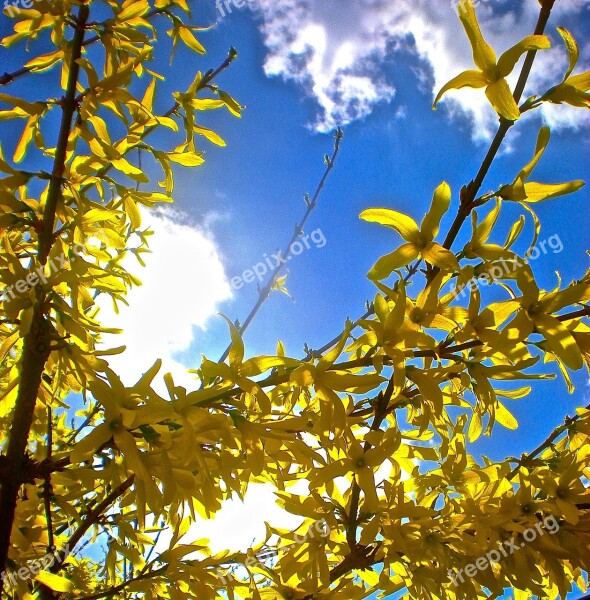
0,6,172,87
76,565,167,600
508,401,590,479
50,476,134,572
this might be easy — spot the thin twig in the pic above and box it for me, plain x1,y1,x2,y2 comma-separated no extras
50,477,135,573
507,402,590,479
218,128,344,363
44,406,54,554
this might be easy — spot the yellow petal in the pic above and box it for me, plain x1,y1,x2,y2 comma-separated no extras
567,70,590,92
556,27,579,81
485,78,520,121
517,126,550,183
35,572,74,593
70,423,112,464
535,313,583,371
220,314,244,367
458,0,497,75
420,242,459,272
367,243,420,280
556,498,580,525
356,467,379,513
178,26,206,54
384,277,407,332
521,180,585,203
420,182,451,240
317,371,385,393
494,401,518,430
544,82,590,107
494,310,534,350
468,411,483,442
516,266,540,305
540,283,590,315
360,208,420,243
115,429,151,480
496,35,550,79
433,70,488,109
472,198,501,246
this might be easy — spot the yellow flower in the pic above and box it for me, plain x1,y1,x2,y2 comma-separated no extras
499,267,590,370
541,458,590,525
360,182,459,280
543,27,590,109
498,126,584,203
310,432,400,514
70,371,156,481
433,0,550,121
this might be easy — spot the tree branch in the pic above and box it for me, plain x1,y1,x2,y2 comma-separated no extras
508,402,590,480
0,4,90,589
50,476,135,573
75,565,167,600
0,6,172,88
219,127,344,364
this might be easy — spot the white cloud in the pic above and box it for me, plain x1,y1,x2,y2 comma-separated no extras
95,207,232,391
191,483,307,554
253,0,590,139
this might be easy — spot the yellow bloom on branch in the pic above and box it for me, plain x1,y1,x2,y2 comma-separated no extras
433,0,550,121
499,267,590,370
498,126,584,203
543,27,590,109
360,182,459,280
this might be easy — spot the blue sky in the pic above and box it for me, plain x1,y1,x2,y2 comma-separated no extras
1,0,590,595
168,0,590,464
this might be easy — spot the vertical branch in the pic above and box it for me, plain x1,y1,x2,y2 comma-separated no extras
427,0,557,282
0,4,90,589
39,408,55,600
38,3,89,263
44,406,54,554
345,377,394,549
